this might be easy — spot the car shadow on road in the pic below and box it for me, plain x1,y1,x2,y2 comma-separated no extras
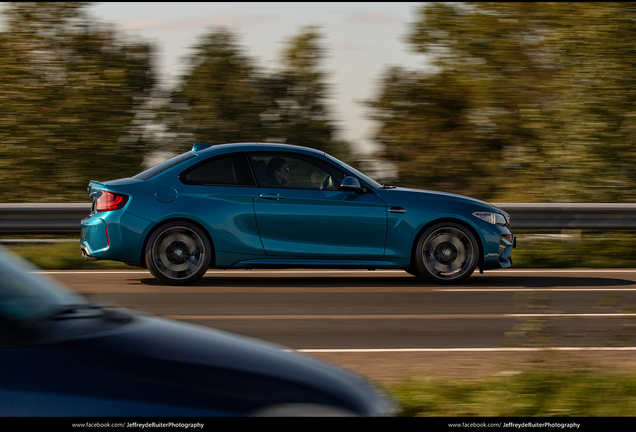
139,272,636,288
140,275,422,288
468,274,636,288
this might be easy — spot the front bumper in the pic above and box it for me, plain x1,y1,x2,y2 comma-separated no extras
479,223,516,271
499,233,516,268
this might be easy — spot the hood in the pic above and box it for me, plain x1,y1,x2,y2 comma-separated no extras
386,186,500,210
32,311,394,416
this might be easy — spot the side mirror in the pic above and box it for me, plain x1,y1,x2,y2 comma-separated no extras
340,177,366,194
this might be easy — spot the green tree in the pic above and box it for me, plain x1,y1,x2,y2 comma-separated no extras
161,29,269,151
0,2,156,202
262,26,350,160
542,3,636,202
369,2,636,202
162,26,351,160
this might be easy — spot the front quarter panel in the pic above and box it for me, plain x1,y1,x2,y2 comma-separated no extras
378,189,511,270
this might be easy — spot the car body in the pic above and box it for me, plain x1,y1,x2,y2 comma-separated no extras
80,142,515,286
0,246,396,416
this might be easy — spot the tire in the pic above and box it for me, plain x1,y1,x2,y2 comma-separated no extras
145,221,212,285
414,222,479,284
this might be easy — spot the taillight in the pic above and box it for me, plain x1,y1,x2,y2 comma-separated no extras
96,191,129,212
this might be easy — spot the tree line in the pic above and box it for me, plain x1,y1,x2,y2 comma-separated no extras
0,2,346,202
369,2,636,202
1,2,636,203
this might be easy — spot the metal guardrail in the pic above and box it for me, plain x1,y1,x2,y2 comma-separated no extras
0,203,91,234
495,203,636,230
1,202,636,234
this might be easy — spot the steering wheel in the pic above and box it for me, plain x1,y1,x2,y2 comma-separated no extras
320,175,332,190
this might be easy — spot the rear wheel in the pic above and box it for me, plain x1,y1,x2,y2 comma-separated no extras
145,221,211,285
414,222,478,284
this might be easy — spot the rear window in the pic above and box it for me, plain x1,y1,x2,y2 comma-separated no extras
180,154,256,186
133,152,197,180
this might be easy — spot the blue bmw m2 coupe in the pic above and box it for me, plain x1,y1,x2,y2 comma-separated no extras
81,143,515,285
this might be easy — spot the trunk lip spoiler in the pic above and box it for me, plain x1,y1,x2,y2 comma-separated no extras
87,180,105,198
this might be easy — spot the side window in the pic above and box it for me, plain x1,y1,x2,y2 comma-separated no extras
250,153,345,190
180,154,256,186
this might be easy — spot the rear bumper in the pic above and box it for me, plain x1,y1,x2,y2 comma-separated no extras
80,210,152,265
80,213,109,258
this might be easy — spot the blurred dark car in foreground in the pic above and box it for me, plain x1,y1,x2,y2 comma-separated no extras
0,247,396,416
81,142,515,286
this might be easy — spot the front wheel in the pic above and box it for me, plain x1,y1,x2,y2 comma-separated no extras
145,221,212,285
414,222,479,284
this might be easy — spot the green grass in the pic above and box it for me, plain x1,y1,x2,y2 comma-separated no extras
390,367,636,416
512,231,636,269
2,240,130,270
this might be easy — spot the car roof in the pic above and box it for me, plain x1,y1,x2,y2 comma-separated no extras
192,142,328,158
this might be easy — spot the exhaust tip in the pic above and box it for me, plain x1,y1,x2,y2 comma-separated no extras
80,245,98,261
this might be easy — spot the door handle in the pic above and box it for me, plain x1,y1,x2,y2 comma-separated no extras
259,193,285,201
389,206,406,213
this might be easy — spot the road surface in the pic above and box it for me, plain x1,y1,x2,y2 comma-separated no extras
42,268,636,381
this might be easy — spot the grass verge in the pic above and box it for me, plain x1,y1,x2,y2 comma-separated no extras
2,240,130,269
390,366,636,416
512,231,636,268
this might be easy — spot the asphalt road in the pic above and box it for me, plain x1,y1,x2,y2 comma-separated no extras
41,268,636,380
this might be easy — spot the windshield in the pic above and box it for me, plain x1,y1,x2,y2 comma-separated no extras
0,247,86,322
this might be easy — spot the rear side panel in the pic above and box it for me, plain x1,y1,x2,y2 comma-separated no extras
81,209,152,265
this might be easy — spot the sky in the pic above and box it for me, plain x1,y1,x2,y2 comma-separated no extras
2,2,428,155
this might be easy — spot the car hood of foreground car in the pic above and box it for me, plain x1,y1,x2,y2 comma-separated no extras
10,310,395,417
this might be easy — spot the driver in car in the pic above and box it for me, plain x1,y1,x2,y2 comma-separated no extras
265,157,290,186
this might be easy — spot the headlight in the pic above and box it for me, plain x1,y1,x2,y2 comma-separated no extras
473,211,507,226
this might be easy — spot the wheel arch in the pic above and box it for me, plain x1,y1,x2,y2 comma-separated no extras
409,217,484,272
140,217,216,269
